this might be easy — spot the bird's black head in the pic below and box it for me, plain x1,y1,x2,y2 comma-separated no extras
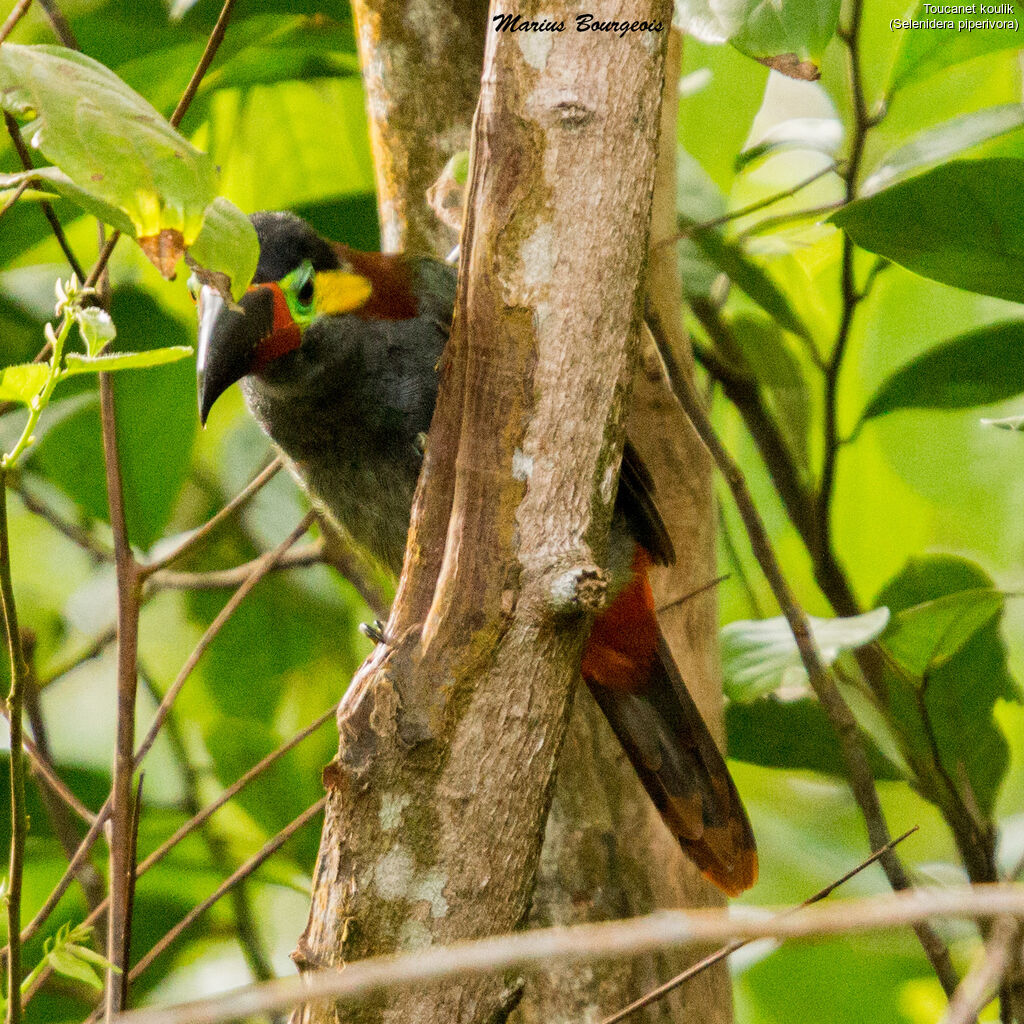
195,211,374,425
249,211,340,284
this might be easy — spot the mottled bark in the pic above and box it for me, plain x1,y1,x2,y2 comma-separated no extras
515,31,733,1023
292,3,674,1022
350,0,489,254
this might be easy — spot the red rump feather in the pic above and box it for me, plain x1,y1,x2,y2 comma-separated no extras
582,545,758,896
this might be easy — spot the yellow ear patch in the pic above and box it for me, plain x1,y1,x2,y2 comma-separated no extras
315,270,373,316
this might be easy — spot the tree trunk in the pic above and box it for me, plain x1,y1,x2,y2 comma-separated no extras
292,2,672,1020
294,7,732,1024
349,0,489,255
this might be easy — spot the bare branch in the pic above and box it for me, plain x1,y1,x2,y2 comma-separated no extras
148,542,323,591
0,479,30,1024
139,456,283,578
112,884,1024,1024
0,0,33,45
38,626,117,690
169,0,237,128
0,694,96,823
34,0,76,47
600,826,919,1024
3,112,86,280
22,698,337,1006
10,478,114,561
98,369,140,1021
81,800,327,1024
133,512,314,772
941,917,1019,1024
645,307,962,996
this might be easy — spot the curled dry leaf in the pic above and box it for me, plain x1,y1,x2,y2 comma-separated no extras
754,53,821,81
139,228,185,279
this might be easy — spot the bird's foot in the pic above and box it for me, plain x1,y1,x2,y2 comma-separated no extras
359,619,389,646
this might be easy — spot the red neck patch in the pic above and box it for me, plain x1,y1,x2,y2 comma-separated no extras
251,282,302,374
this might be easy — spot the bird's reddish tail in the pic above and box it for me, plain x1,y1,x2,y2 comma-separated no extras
582,548,757,896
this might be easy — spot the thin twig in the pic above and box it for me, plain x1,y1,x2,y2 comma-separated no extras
23,650,105,907
112,884,1024,1024
0,0,33,44
0,694,96,822
0,479,29,1024
2,515,313,965
941,917,1019,1024
137,668,274,984
22,697,338,1006
139,456,283,578
10,478,114,561
116,774,145,1013
82,799,326,1024
35,0,76,47
645,307,962,998
3,112,85,281
38,625,117,690
669,163,838,242
656,573,728,616
0,179,32,220
817,0,880,587
600,826,919,1024
133,513,315,773
169,0,237,127
98,370,140,1023
148,542,323,591
735,200,843,240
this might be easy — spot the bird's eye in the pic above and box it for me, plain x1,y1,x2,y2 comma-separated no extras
186,274,199,304
297,276,314,307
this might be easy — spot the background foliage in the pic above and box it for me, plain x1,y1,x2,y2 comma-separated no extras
1,1,1024,1022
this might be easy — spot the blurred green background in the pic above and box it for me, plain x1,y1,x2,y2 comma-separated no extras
2,1,1023,1021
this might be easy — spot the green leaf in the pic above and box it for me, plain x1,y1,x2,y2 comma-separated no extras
31,289,198,549
451,151,470,186
674,0,841,61
729,314,811,467
831,158,1024,303
46,947,103,990
0,363,48,405
76,307,117,357
726,696,903,780
722,607,890,702
882,588,1003,678
689,226,812,338
736,116,842,171
0,167,136,236
63,942,117,970
0,44,217,269
680,38,769,188
861,321,1024,422
62,346,193,377
186,197,260,301
889,0,1024,93
875,556,1020,817
864,105,1024,195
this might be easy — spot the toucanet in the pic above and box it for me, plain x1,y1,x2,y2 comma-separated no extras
195,210,757,895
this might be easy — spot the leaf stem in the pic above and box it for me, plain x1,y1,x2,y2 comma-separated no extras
2,312,73,469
